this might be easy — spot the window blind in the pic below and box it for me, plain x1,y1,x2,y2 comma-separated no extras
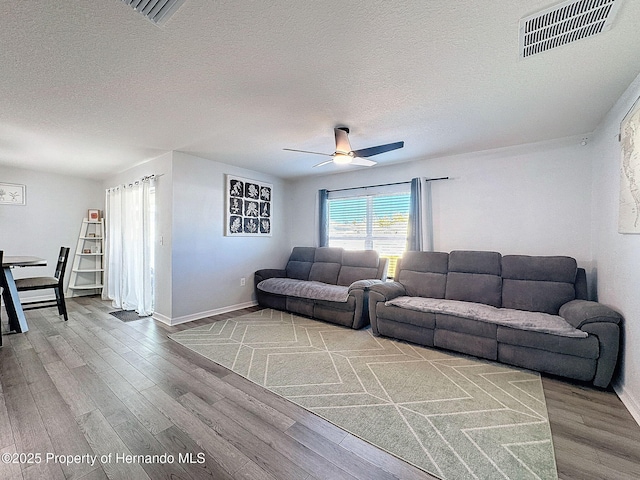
327,189,410,277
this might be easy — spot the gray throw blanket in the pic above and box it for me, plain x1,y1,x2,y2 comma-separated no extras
386,296,587,338
257,278,350,303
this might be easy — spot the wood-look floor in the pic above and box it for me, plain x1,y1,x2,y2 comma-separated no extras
0,297,638,480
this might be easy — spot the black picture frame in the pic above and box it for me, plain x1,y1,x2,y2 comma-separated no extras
225,175,272,236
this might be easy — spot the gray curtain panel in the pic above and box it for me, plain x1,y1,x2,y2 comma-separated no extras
407,177,423,251
318,189,329,247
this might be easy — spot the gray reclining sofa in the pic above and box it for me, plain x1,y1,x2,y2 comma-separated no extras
368,250,622,387
255,247,388,329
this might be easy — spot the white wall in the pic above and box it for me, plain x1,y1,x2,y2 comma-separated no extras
103,151,289,324
0,165,103,298
287,136,594,271
169,152,287,322
590,72,640,423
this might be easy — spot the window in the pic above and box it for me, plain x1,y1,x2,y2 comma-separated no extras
327,186,410,278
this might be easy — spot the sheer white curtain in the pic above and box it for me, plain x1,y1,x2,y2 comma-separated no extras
103,177,154,316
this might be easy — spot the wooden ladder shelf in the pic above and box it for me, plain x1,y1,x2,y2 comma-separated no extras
67,218,105,296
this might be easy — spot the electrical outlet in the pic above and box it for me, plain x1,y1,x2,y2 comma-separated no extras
240,277,246,286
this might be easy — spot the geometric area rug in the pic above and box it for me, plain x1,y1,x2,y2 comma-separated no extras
168,309,558,480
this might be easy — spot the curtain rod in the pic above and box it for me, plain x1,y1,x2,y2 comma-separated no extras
107,173,164,191
328,177,449,193
424,176,449,182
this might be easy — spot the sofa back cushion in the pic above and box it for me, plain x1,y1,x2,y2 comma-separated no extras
286,247,316,280
397,251,449,298
308,247,343,284
501,255,577,314
337,250,380,286
445,251,502,307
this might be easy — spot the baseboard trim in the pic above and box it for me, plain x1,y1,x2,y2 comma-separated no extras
151,311,172,325
613,381,640,427
152,301,259,326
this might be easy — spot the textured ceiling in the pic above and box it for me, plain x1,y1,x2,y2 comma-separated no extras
1,0,640,180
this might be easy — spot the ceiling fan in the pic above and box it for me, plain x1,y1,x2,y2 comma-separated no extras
284,127,404,167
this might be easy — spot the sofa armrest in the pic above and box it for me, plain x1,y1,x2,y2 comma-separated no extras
254,268,287,286
367,282,407,336
368,281,407,301
348,279,385,293
559,299,622,329
560,299,622,388
582,322,620,388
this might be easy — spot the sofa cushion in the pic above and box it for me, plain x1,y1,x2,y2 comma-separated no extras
502,255,577,282
289,246,317,262
445,251,502,307
337,250,380,286
309,262,341,284
285,247,316,280
400,251,449,273
448,250,501,275
502,280,575,315
303,247,342,284
342,249,379,268
314,247,343,263
385,296,587,337
257,278,349,302
287,261,312,280
397,251,449,298
337,266,379,286
445,272,502,307
501,255,577,314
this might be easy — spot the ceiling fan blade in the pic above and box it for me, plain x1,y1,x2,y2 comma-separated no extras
350,158,377,167
352,141,404,158
313,159,334,168
283,148,332,157
334,127,352,154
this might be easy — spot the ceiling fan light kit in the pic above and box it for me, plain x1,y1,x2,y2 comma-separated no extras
284,127,404,169
332,153,353,165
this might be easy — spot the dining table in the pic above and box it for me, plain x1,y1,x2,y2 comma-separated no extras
1,255,47,339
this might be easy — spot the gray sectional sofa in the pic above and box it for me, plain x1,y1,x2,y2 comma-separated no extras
255,247,388,329
368,250,622,387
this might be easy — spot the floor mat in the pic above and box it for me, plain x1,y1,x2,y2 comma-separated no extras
109,310,151,322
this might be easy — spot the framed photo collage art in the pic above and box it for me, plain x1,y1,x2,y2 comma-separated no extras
225,175,272,236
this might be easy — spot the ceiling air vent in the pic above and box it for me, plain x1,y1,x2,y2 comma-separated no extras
519,0,621,58
120,0,187,26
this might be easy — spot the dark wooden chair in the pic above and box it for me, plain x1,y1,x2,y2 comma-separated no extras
15,247,70,321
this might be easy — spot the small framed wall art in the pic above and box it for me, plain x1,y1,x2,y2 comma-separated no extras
225,174,272,236
88,209,101,221
0,183,26,205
